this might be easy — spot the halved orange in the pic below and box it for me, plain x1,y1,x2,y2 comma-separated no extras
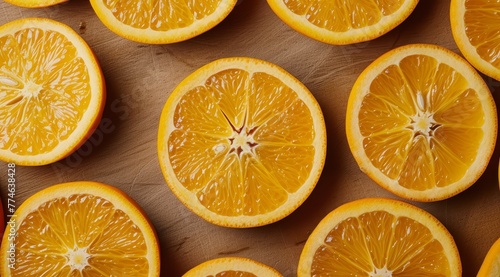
0,181,160,276
0,18,105,166
478,237,500,277
451,0,500,81
183,257,282,277
266,0,419,45
89,0,238,44
298,198,461,276
158,57,327,228
346,44,497,202
3,0,67,8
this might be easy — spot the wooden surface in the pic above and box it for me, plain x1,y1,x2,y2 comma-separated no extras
1,1,499,276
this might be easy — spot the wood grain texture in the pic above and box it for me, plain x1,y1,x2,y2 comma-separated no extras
1,0,499,276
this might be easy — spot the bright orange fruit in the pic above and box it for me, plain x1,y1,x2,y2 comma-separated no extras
158,57,327,227
346,44,497,201
90,0,238,44
0,181,160,276
183,257,282,277
0,18,105,166
298,198,461,276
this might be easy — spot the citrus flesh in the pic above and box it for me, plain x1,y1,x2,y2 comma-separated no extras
478,237,500,277
266,0,419,44
89,0,238,44
0,181,160,277
451,0,500,80
158,57,326,227
346,44,497,201
0,18,105,166
298,198,461,276
183,257,282,277
3,0,67,8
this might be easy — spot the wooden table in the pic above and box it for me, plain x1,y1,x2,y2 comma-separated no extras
1,1,499,276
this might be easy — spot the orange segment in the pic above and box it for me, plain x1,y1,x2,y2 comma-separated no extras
266,0,419,44
2,0,67,7
298,198,461,276
346,44,497,201
158,57,326,227
478,237,500,277
183,257,282,277
0,18,105,166
0,181,160,277
89,0,238,44
451,0,500,80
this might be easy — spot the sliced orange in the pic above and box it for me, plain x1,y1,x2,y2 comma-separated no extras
3,0,67,8
0,18,105,166
266,0,419,45
183,257,282,277
298,198,461,276
478,237,500,277
158,57,327,228
346,44,497,202
451,0,500,81
89,0,238,44
0,181,160,276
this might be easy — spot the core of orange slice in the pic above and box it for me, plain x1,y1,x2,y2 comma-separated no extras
346,44,497,202
3,0,67,8
89,0,238,44
0,18,105,166
478,237,500,277
157,57,327,228
298,198,461,276
183,257,283,277
451,0,500,81
0,181,160,277
266,0,419,45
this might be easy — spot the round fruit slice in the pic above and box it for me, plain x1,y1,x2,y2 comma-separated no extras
346,44,497,202
478,237,500,277
158,57,327,228
89,0,238,44
298,198,461,276
0,18,105,166
266,0,419,45
3,0,66,8
0,181,160,277
451,0,500,81
183,257,282,277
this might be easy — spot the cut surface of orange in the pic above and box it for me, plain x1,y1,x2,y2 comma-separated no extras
0,181,160,277
158,57,326,228
478,237,500,277
346,44,497,202
266,0,419,45
89,0,238,44
298,198,461,276
3,0,67,8
451,0,500,81
0,18,105,166
183,257,282,277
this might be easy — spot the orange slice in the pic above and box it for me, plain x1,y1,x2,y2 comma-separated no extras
451,0,500,81
346,44,497,201
0,18,105,166
0,181,160,276
298,198,461,276
3,0,67,8
266,0,419,45
157,57,327,227
89,0,238,44
478,237,500,277
183,257,282,276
